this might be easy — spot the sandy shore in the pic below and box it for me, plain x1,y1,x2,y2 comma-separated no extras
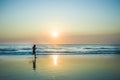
0,55,120,80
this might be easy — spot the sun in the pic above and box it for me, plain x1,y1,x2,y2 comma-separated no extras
52,31,59,37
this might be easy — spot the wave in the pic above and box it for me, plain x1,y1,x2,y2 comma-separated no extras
0,44,120,55
0,48,18,51
0,47,119,51
0,50,120,55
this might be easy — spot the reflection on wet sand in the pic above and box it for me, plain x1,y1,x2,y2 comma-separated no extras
0,55,120,80
32,55,58,70
53,55,58,65
32,57,36,70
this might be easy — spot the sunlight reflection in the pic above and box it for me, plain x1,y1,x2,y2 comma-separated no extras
53,55,58,65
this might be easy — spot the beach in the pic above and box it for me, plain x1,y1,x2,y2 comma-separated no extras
0,0,120,80
0,55,120,80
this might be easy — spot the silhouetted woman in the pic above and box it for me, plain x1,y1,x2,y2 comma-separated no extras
32,45,36,58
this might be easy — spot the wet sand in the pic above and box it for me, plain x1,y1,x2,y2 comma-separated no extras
0,55,120,80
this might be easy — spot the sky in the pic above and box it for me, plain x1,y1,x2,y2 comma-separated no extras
0,0,120,44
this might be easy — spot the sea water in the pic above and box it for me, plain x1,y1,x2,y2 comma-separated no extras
0,44,120,55
0,44,120,80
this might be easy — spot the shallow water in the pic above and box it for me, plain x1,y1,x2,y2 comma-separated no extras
0,55,120,80
0,44,120,55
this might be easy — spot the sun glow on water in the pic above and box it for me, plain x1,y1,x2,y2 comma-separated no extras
53,55,58,65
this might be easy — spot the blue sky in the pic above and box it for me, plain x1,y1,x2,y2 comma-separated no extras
0,0,120,44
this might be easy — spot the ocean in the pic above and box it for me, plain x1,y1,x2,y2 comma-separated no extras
0,44,120,55
0,44,120,80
